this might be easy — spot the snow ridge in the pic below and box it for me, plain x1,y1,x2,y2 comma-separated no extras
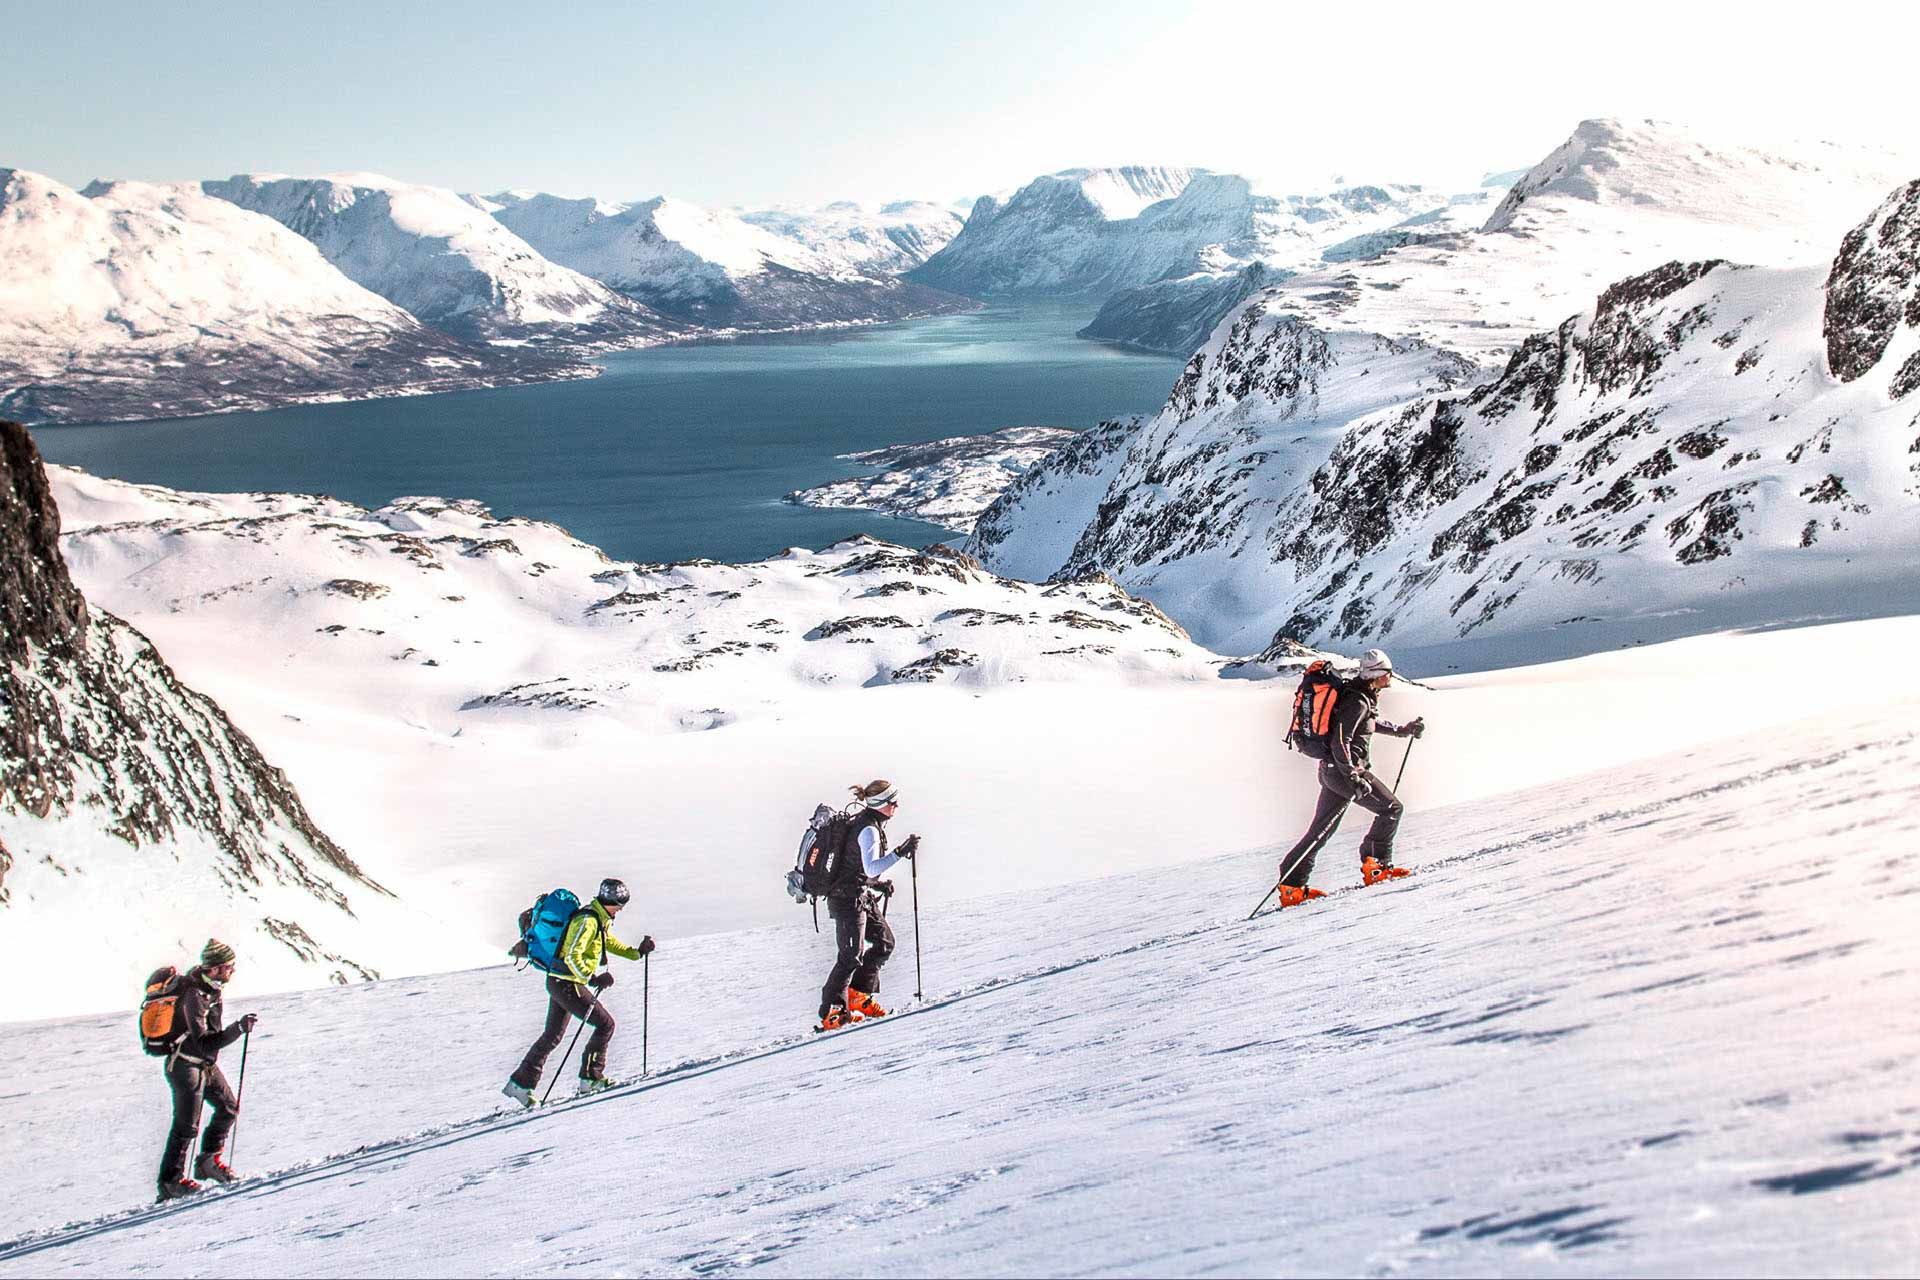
0,170,576,424
969,172,1920,660
202,174,670,347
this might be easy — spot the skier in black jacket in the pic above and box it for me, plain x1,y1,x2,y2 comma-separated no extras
1276,649,1424,907
817,780,920,1031
157,939,258,1200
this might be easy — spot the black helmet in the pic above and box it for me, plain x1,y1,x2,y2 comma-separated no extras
596,877,631,906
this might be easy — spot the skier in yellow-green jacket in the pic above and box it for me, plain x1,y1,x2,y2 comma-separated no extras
504,878,654,1106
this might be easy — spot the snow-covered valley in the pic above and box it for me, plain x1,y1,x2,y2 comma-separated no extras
2,663,1915,1273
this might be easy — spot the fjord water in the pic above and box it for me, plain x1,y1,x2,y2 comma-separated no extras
36,303,1181,564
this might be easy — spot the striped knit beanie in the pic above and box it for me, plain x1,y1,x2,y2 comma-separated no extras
201,938,237,967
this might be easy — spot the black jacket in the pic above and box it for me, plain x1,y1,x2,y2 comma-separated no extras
828,809,888,899
174,967,245,1063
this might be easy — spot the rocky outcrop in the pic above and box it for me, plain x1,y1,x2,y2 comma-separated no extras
1,420,379,925
1824,180,1920,385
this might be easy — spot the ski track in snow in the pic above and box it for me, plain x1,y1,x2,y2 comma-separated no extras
3,701,1917,1275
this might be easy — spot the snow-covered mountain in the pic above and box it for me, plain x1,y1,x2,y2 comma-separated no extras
0,422,462,1010
1248,119,1919,361
5,626,1916,1269
737,199,967,276
1078,188,1503,355
909,165,1458,310
202,174,672,347
968,171,1920,661
0,170,582,424
477,190,973,330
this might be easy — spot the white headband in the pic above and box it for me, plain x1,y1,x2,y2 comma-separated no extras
863,788,899,808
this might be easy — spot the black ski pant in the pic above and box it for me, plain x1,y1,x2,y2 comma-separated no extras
511,975,615,1087
1279,762,1403,887
820,892,895,1014
159,1058,238,1185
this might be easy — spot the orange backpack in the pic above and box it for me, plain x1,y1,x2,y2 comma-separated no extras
1285,660,1352,760
139,966,185,1056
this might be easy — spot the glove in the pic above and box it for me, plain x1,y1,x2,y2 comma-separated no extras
1403,717,1426,740
589,971,614,992
874,879,895,899
237,1014,259,1033
636,935,656,957
1347,774,1374,802
895,834,920,861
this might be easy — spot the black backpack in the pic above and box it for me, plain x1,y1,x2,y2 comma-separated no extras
1285,660,1355,760
786,804,853,903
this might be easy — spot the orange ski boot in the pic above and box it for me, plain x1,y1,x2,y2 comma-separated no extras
1361,856,1411,886
816,1006,850,1032
847,989,889,1019
1276,884,1327,908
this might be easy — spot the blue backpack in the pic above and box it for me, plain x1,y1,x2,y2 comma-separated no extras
516,888,583,975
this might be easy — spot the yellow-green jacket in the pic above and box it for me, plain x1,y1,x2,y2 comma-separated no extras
559,899,642,986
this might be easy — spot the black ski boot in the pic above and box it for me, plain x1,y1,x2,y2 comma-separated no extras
195,1152,237,1185
157,1177,203,1202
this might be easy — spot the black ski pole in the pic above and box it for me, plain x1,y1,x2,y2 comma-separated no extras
1392,737,1416,793
1250,804,1348,919
229,1027,251,1164
541,993,597,1106
911,849,924,1002
641,953,650,1079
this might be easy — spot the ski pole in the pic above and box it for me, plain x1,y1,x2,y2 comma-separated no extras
641,953,650,1079
911,849,923,1002
542,993,598,1106
1392,737,1416,793
229,1027,250,1164
1251,804,1348,919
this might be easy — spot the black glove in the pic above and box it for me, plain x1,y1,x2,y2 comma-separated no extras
589,971,614,992
237,1013,259,1034
1403,717,1426,739
636,936,656,957
895,834,920,861
1348,773,1374,802
874,879,895,898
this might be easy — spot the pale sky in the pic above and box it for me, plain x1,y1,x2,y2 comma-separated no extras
8,0,1915,208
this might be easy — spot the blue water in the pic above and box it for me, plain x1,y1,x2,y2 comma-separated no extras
35,302,1181,564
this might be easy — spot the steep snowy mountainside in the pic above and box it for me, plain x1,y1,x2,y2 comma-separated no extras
737,199,967,275
786,425,1079,533
481,191,972,330
911,165,1451,302
0,423,469,1019
974,182,1920,660
0,170,579,425
202,174,671,347
5,679,1915,1272
1256,118,1920,360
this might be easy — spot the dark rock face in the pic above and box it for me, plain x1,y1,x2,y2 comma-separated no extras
0,420,375,911
1824,180,1920,382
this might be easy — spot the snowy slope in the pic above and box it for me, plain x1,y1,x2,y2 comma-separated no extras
911,166,1456,305
203,174,671,347
1256,118,1920,361
738,199,966,276
0,423,471,1017
3,657,1915,1273
970,168,1920,661
0,170,581,424
481,191,972,330
1077,188,1505,354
